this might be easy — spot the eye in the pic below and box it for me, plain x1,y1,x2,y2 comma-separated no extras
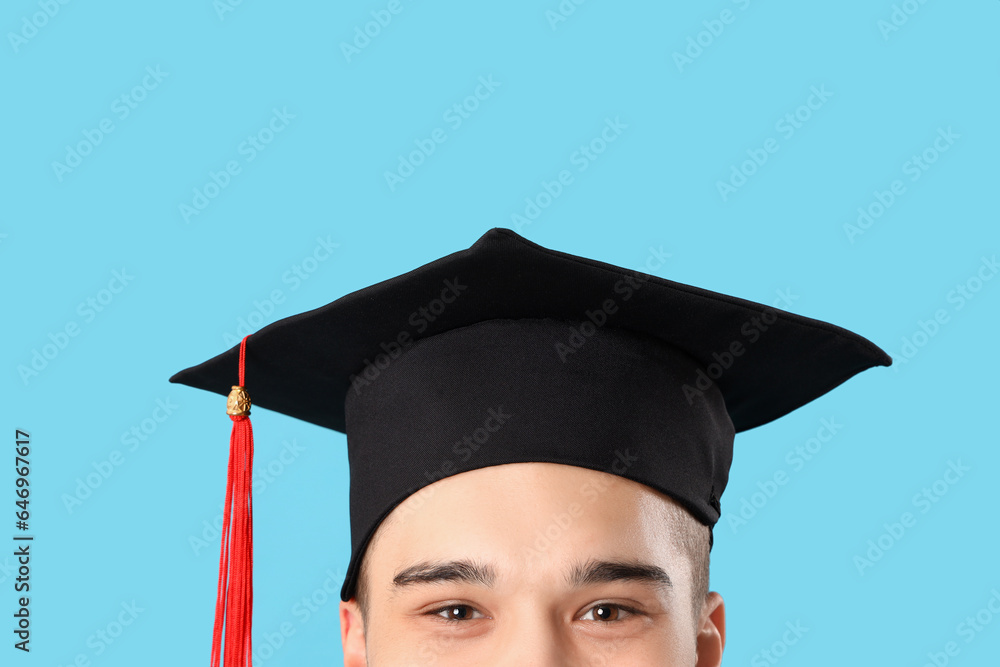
580,603,639,623
429,603,487,623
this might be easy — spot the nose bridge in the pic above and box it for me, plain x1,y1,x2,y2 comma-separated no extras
486,606,577,667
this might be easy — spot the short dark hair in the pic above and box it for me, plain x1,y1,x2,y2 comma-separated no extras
354,546,372,626
663,501,711,618
352,501,710,626
354,508,396,627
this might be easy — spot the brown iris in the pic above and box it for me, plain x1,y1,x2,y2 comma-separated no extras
592,604,620,621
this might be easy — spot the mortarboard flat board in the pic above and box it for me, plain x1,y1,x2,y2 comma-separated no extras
170,226,891,658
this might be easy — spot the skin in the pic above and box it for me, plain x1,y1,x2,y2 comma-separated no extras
340,462,725,665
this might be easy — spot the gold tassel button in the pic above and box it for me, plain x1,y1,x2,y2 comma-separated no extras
226,385,252,416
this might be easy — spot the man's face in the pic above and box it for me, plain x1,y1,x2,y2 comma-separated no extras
340,462,725,665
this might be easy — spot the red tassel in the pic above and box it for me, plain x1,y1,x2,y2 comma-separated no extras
211,336,254,666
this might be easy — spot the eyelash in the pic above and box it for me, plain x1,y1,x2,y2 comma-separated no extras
427,602,641,624
429,604,486,623
580,602,641,623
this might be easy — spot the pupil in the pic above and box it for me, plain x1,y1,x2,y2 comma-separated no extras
596,605,617,621
449,606,466,619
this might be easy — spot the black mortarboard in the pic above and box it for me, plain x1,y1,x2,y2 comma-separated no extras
171,227,890,647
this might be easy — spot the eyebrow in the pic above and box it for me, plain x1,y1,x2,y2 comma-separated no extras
568,559,673,592
392,559,497,590
390,558,671,593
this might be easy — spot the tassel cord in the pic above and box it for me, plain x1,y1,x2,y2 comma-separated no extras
210,336,254,666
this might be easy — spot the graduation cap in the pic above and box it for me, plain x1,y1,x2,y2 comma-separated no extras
170,227,891,664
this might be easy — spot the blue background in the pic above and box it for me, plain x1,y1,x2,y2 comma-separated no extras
3,1,998,664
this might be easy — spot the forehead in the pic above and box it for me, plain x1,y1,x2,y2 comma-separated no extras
366,462,690,584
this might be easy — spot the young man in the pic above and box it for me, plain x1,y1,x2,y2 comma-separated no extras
339,461,724,665
172,227,890,664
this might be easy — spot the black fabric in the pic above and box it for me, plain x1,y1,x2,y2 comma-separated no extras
342,318,735,603
169,227,892,602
